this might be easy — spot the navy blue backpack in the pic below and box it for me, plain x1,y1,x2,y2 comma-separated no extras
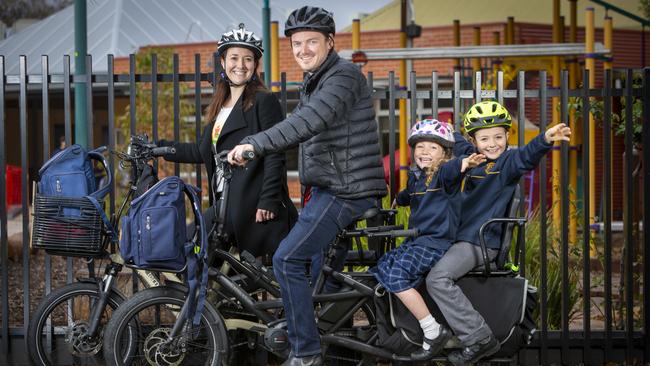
120,176,208,325
32,144,114,256
38,144,111,199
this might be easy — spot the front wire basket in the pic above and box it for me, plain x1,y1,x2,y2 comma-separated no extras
31,193,105,257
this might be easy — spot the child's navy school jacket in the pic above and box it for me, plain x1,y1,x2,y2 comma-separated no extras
396,158,464,251
453,132,552,249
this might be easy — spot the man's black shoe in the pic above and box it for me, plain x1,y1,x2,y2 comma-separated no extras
448,335,500,366
410,325,453,361
281,353,323,366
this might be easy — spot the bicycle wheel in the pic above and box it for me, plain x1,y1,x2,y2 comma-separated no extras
103,286,229,366
27,281,131,366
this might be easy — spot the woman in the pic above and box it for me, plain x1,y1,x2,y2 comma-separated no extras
160,24,297,258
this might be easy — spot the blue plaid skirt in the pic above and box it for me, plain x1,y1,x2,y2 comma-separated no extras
369,239,445,293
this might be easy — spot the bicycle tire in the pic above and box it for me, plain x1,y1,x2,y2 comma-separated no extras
27,281,130,366
103,286,229,366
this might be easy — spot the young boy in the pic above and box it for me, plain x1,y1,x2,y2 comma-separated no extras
425,101,571,365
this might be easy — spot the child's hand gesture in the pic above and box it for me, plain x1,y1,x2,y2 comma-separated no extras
461,153,486,173
544,123,572,144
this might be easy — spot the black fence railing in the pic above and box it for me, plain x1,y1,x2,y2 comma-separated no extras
0,54,648,365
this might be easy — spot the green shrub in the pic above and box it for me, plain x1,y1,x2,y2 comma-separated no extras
517,207,581,330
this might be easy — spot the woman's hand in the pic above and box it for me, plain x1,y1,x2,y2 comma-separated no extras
227,144,255,166
461,153,486,173
255,209,276,223
544,123,572,144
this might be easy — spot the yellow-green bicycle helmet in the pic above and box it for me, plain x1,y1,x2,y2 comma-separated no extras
463,101,512,135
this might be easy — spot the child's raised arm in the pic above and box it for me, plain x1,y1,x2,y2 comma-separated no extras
461,153,486,173
440,154,483,192
502,123,572,182
544,123,571,144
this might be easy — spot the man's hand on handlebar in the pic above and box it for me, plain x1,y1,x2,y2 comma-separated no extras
227,144,255,166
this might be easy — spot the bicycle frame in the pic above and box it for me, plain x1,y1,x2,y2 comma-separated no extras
203,224,422,362
99,147,441,363
73,138,184,339
150,151,267,343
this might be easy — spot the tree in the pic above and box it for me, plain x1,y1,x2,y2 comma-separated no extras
115,47,200,200
640,0,650,20
0,0,71,27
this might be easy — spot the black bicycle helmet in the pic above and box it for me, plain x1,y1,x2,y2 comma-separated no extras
284,6,335,37
217,23,263,59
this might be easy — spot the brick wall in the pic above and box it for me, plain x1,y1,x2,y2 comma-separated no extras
109,21,646,218
113,22,648,81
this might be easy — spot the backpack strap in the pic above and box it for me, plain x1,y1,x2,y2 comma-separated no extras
86,146,117,242
183,183,209,326
87,146,113,200
85,195,118,242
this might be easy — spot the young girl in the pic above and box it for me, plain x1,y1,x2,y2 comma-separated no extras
369,119,485,361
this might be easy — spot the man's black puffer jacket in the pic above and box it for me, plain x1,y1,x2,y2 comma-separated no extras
241,50,387,200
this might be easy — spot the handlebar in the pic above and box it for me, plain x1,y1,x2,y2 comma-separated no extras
362,225,404,233
151,146,176,157
341,226,418,239
367,228,419,238
215,149,256,164
477,217,527,276
242,150,256,160
115,134,175,164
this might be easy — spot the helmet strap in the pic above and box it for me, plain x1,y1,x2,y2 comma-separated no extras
219,70,256,87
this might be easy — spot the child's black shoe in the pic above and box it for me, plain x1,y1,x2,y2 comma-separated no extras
410,325,452,361
447,334,500,366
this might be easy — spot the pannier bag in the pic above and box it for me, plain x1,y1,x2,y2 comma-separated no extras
120,176,208,325
375,275,537,358
32,144,113,257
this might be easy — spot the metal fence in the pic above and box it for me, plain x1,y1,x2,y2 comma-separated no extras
0,53,648,365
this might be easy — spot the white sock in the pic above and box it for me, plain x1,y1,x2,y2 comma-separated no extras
419,314,441,350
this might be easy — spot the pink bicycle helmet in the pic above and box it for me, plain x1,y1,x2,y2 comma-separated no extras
407,119,455,148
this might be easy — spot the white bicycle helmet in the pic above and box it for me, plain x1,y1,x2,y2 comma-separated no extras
217,23,263,59
408,119,455,148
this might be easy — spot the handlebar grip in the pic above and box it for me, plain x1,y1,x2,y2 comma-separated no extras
367,228,419,238
389,228,419,238
363,225,404,233
242,150,256,160
151,146,175,157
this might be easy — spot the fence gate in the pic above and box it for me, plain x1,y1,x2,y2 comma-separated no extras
0,54,648,365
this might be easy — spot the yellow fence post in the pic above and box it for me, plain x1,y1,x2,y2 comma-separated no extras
585,7,597,241
399,1,408,190
567,0,578,245
473,27,481,74
552,0,562,235
271,21,279,92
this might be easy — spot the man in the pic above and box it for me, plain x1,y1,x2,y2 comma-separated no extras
228,6,386,366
